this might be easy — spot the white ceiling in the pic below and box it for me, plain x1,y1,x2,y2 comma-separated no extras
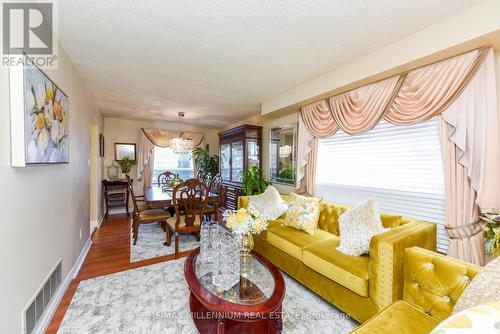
57,0,484,128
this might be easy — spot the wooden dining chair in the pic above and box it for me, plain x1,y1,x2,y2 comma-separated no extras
157,171,174,188
127,176,171,245
214,184,228,221
209,173,222,194
165,178,209,258
204,173,221,220
125,175,149,213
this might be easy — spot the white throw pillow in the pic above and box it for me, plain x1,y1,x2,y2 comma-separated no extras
248,185,288,221
336,200,389,256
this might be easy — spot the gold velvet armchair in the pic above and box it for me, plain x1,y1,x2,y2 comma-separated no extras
350,247,481,334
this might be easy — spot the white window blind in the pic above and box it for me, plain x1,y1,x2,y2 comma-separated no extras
315,118,449,253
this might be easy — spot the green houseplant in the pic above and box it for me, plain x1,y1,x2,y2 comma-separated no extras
191,144,219,177
242,165,270,195
117,156,135,174
278,162,294,184
480,213,500,256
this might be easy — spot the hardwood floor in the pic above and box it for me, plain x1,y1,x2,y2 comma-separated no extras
45,214,192,334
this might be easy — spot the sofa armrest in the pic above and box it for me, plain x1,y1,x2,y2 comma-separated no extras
403,247,481,321
369,220,436,309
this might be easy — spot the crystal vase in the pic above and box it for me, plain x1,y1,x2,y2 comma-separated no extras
240,233,254,260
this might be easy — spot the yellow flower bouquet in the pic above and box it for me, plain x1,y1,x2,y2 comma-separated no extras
222,206,268,236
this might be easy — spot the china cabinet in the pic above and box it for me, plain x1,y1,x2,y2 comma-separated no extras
218,125,262,209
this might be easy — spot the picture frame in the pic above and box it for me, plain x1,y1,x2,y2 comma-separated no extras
114,143,136,161
10,55,69,166
99,134,105,157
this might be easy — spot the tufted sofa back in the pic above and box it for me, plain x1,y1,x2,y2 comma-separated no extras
317,201,411,235
403,247,481,322
239,194,412,235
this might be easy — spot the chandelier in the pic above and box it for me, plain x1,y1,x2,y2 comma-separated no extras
279,145,292,158
169,135,192,154
169,112,192,154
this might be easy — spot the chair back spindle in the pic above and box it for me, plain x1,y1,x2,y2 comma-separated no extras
172,178,209,228
158,171,174,188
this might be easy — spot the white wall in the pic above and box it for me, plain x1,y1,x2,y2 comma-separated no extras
0,45,99,333
102,117,219,203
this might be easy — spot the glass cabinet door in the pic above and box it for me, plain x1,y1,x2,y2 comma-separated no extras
231,141,243,182
247,139,260,169
220,143,230,180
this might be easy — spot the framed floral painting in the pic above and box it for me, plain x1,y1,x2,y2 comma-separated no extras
12,57,69,165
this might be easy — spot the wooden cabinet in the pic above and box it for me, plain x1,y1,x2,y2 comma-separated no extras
218,125,262,210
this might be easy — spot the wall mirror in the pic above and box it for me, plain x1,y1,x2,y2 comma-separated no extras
269,123,297,185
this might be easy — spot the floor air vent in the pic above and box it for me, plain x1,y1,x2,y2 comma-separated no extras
24,259,62,334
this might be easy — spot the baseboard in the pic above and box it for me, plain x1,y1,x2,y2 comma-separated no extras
33,237,92,334
97,215,104,227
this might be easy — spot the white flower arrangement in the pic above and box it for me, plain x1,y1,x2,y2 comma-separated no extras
222,205,268,236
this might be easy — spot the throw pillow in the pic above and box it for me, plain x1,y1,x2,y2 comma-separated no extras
336,200,389,256
248,185,288,221
283,193,322,235
453,256,500,313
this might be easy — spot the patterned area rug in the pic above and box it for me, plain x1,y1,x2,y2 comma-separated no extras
130,223,199,262
58,259,357,333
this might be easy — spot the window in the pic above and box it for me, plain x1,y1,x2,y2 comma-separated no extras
152,147,193,184
315,118,449,253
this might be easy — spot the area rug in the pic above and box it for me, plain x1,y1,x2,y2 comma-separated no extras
57,259,357,333
130,223,199,262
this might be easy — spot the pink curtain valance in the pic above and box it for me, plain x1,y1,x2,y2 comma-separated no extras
329,76,403,135
300,100,338,138
385,47,488,125
299,47,489,137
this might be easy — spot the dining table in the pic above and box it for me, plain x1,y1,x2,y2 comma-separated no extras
143,186,219,209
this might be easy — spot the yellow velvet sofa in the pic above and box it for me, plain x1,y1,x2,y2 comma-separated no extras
238,195,437,323
351,247,481,333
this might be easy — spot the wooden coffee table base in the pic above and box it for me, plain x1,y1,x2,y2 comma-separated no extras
189,292,283,334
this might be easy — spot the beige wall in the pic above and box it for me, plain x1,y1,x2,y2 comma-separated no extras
102,117,219,203
0,46,100,333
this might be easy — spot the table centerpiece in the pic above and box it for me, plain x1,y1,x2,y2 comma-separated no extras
222,206,268,260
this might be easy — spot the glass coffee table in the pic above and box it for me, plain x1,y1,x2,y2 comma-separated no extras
184,247,285,333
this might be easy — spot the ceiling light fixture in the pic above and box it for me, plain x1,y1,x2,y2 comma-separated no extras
169,112,192,154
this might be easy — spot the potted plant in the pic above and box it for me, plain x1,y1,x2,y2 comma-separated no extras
117,156,135,177
480,213,500,258
242,165,270,195
191,144,219,178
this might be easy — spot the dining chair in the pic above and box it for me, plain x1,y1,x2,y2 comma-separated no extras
157,171,174,188
214,184,228,221
204,173,221,220
125,175,148,213
209,173,222,194
165,178,208,258
201,172,212,188
127,176,171,245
